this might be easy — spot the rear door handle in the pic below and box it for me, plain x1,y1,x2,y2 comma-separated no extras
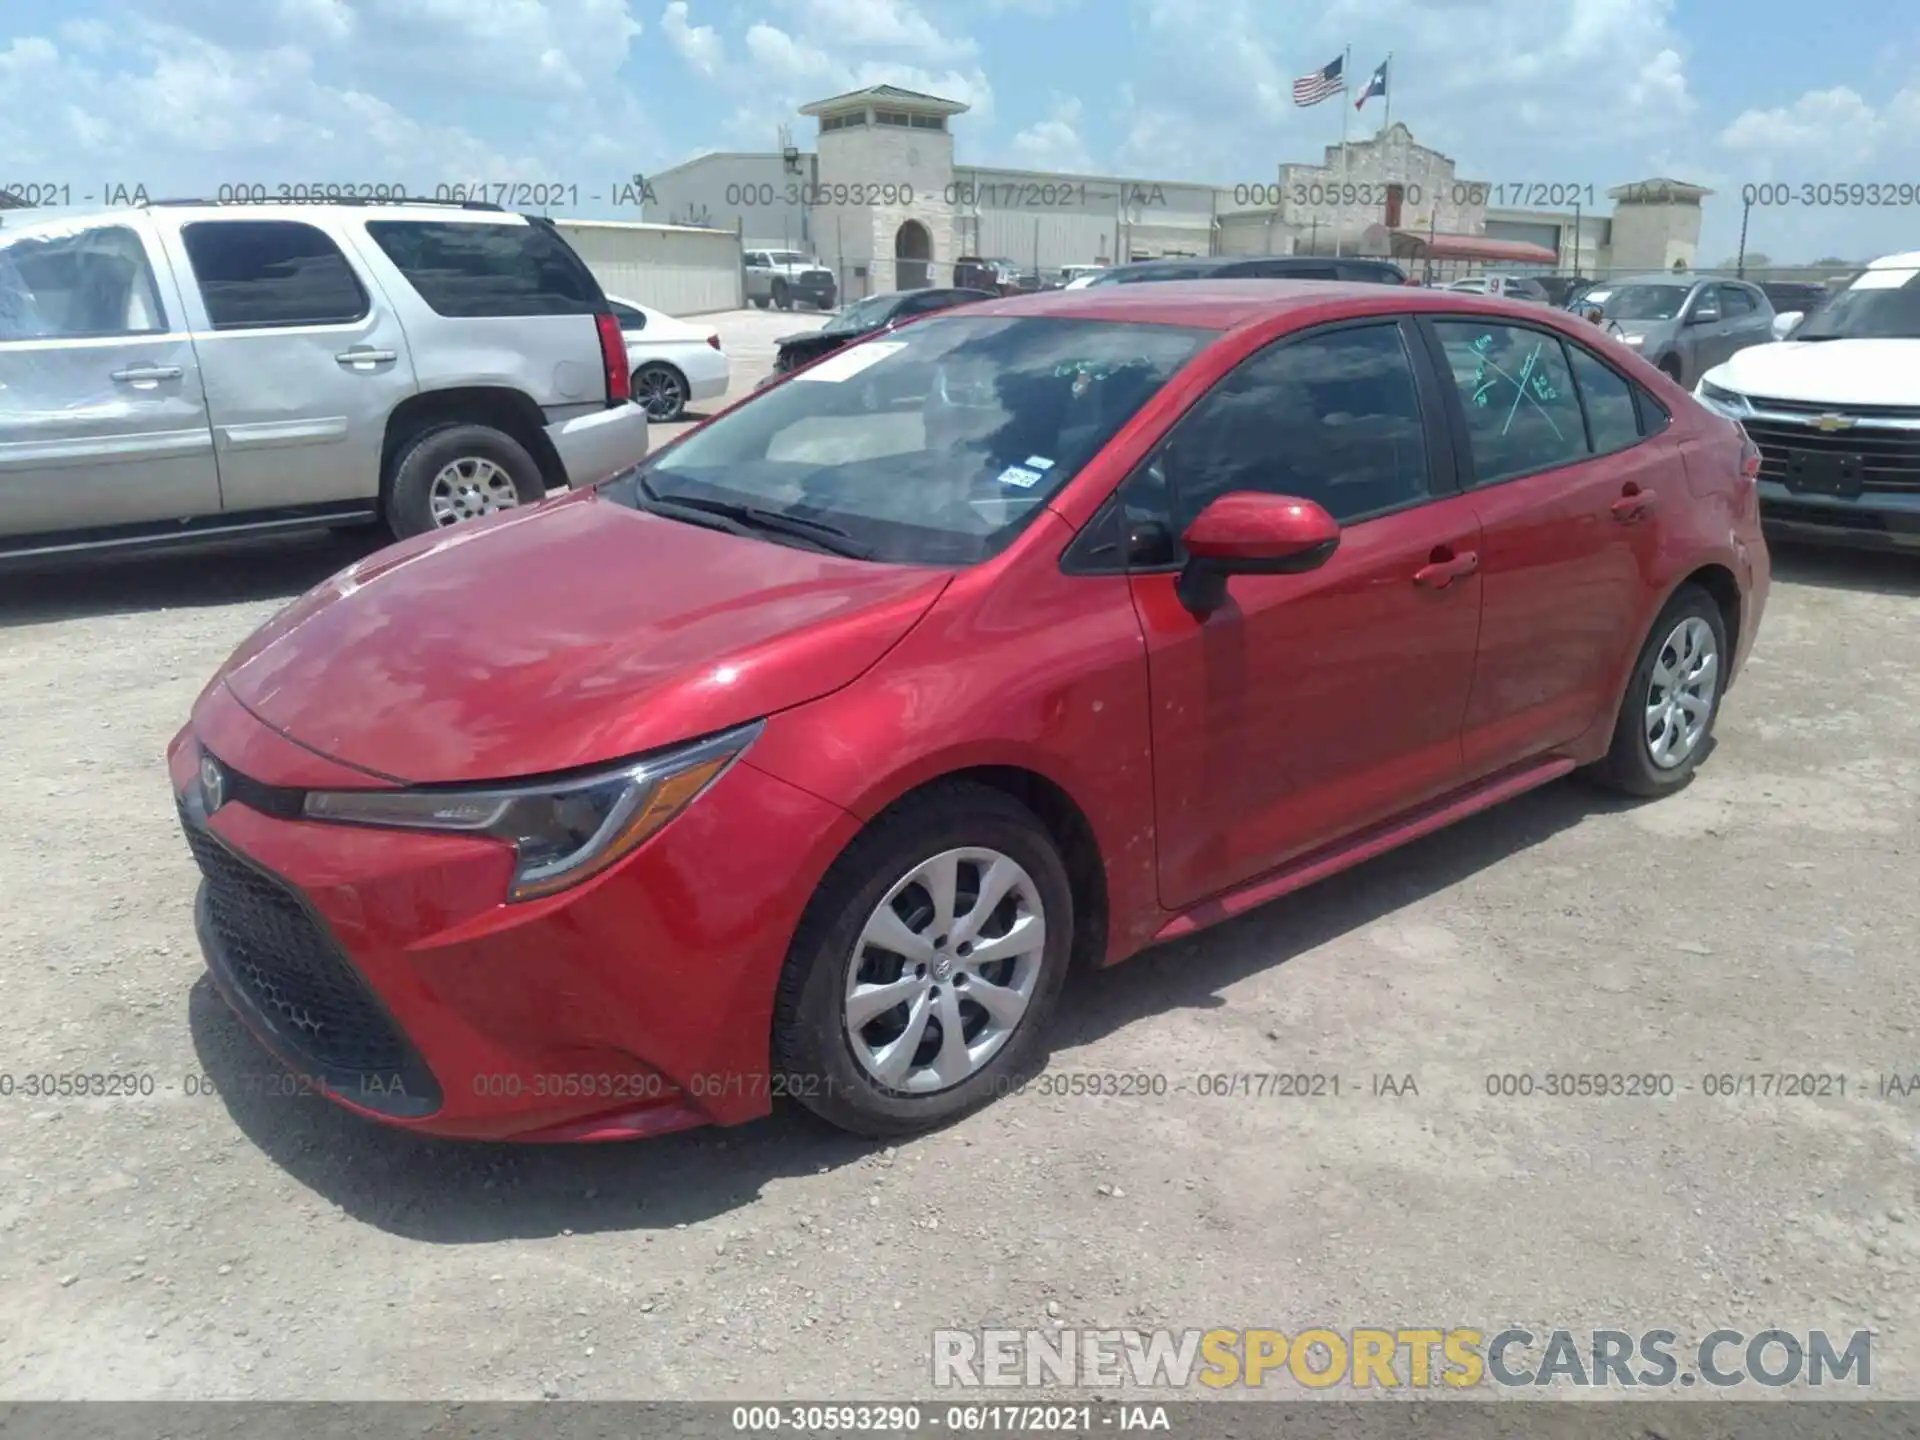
336,347,397,367
109,365,182,383
1611,492,1656,522
1413,549,1479,589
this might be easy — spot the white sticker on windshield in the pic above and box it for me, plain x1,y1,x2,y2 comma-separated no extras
997,466,1044,489
793,341,908,382
1024,455,1056,470
1850,268,1918,291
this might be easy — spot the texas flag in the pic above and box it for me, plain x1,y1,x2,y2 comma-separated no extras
1355,57,1389,110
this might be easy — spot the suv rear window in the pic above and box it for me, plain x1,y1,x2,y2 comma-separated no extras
364,220,601,317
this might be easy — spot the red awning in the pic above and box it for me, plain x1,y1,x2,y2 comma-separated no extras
1389,231,1559,264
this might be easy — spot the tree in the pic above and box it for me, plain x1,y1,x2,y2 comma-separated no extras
1717,252,1769,269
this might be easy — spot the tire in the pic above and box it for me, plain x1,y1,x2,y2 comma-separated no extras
1588,585,1729,797
630,362,690,422
773,280,792,311
1659,355,1684,385
772,781,1075,1138
752,296,770,310
384,423,545,539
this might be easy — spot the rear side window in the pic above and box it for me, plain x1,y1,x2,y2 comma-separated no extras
0,224,166,340
364,220,600,317
1720,286,1756,317
181,220,369,330
1564,343,1642,454
1433,320,1587,484
610,300,647,331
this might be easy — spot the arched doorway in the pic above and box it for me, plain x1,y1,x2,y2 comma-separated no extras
894,220,931,289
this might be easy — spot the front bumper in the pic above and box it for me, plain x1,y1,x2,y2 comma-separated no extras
1758,483,1920,552
545,403,650,489
167,692,861,1141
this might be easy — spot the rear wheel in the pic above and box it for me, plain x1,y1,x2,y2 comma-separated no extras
1589,585,1728,796
1659,355,1684,384
630,362,690,422
772,782,1074,1137
773,280,792,310
752,296,771,310
384,423,545,539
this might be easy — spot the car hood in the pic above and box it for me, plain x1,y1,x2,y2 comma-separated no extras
215,492,951,785
1703,339,1920,407
776,328,850,348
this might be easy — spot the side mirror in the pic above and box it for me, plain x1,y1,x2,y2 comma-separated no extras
1688,305,1720,325
1175,492,1340,617
1772,311,1803,341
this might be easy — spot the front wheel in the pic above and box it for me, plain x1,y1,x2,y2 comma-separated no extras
773,280,792,311
1589,585,1728,796
772,782,1074,1137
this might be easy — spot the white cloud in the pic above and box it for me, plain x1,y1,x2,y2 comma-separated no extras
1718,86,1895,174
662,1,723,76
786,0,976,64
1009,93,1092,172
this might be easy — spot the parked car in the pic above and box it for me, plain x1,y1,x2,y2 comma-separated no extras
1088,255,1408,286
953,257,1025,295
0,199,646,560
1577,275,1776,387
1696,250,1920,552
606,294,729,423
1058,265,1107,288
1758,281,1835,323
171,280,1767,1143
762,287,997,384
1439,274,1552,303
1536,275,1594,307
745,249,837,311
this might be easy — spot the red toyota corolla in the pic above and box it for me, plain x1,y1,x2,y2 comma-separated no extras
169,281,1768,1142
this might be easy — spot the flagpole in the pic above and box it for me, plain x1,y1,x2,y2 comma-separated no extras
1383,52,1392,133
1337,43,1351,257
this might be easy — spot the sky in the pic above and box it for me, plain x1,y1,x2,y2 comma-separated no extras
3,0,1918,264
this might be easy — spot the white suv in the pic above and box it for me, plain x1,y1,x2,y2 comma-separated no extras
1695,250,1920,553
0,199,649,560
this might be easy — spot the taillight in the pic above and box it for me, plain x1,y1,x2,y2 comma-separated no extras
707,334,721,350
595,312,630,406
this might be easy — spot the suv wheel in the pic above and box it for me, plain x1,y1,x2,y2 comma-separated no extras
1589,585,1728,797
772,279,792,310
385,423,545,539
631,363,690,422
1659,355,1684,384
772,782,1074,1138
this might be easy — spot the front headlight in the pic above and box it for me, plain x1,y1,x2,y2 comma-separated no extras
302,722,762,901
1696,379,1752,417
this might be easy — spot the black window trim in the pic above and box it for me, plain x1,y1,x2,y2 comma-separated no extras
1415,311,1665,489
181,218,371,332
1063,314,1458,576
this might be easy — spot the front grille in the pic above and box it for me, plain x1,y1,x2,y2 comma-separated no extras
1743,418,1920,494
1747,396,1920,422
180,813,411,1076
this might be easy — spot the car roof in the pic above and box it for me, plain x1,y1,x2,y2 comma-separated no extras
945,277,1600,333
1867,251,1920,270
0,201,531,233
1607,273,1713,287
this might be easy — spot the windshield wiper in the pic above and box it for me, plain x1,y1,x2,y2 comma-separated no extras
640,479,873,559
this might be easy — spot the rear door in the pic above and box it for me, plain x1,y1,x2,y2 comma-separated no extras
1125,318,1483,909
1718,282,1773,359
1418,315,1675,776
157,214,417,514
0,213,221,541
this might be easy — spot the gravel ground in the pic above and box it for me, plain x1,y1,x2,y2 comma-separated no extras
2,306,1919,1402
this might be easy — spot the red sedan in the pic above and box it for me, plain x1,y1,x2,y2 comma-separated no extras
169,281,1769,1142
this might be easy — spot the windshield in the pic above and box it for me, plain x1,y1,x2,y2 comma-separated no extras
1598,284,1691,321
1792,269,1920,340
611,315,1210,566
769,252,814,266
824,293,901,331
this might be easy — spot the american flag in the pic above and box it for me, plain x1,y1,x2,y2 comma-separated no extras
1292,54,1345,107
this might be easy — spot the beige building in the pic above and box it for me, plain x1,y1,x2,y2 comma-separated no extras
644,90,1709,295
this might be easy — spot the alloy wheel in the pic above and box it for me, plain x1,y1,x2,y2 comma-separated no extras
633,366,688,422
843,847,1046,1094
426,457,521,527
1645,614,1719,768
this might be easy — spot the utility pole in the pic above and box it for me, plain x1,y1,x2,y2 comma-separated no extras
1735,196,1752,278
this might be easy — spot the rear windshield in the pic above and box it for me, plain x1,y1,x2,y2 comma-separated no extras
364,220,602,317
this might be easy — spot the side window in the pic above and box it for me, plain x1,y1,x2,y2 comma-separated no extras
1163,322,1430,528
181,220,368,330
0,224,167,341
1432,321,1587,484
1720,285,1755,317
1564,342,1641,455
610,301,646,331
1689,285,1722,321
363,220,599,317
1634,386,1672,437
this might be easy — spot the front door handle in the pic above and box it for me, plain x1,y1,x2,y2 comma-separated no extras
110,365,183,383
1414,548,1479,589
336,347,397,368
1611,489,1656,522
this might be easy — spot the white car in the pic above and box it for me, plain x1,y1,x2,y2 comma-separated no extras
1059,266,1107,289
1695,250,1920,553
607,295,730,422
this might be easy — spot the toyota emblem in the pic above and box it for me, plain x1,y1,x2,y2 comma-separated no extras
200,753,226,813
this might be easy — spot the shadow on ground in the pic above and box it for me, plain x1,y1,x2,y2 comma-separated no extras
1766,539,1920,597
190,773,1625,1244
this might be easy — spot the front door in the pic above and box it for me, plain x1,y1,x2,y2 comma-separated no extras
1127,319,1483,911
0,215,221,542
156,216,416,515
